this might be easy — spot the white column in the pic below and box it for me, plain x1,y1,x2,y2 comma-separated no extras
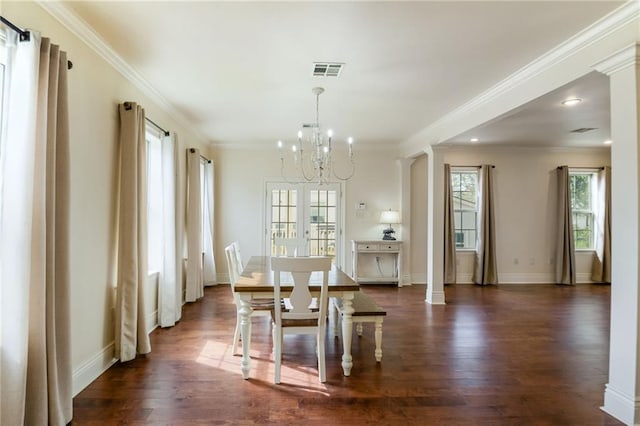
398,157,415,286
594,43,640,425
426,146,446,304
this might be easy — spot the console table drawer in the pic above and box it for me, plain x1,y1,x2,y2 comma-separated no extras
357,243,379,251
379,244,398,251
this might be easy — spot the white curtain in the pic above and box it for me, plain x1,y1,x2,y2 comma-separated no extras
185,148,204,302
157,132,184,327
592,166,611,283
202,159,216,285
0,31,72,425
115,102,151,361
556,165,576,285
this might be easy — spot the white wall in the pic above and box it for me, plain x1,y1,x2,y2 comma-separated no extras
410,154,428,284
213,147,401,279
435,145,610,284
3,2,212,395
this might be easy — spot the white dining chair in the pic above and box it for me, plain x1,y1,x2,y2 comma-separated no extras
231,241,244,271
224,242,272,355
271,256,332,384
274,237,308,257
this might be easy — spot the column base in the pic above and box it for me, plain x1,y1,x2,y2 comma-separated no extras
601,383,638,425
425,288,446,305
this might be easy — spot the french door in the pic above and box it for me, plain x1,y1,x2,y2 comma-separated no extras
265,182,343,266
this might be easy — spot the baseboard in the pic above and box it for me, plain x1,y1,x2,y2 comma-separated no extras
410,273,426,285
72,343,117,397
496,272,555,284
456,273,473,284
147,309,158,334
416,272,598,285
577,272,596,284
601,383,637,425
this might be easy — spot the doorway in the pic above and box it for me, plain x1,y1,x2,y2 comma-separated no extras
265,182,343,266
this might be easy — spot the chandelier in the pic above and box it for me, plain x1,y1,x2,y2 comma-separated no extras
278,87,354,184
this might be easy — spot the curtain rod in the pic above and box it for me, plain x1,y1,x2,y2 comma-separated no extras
1,15,73,70
122,102,170,136
451,165,495,168
145,117,169,136
189,148,211,163
557,166,605,170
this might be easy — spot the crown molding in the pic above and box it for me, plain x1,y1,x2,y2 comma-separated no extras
432,144,611,156
402,0,640,151
593,42,640,75
212,141,399,153
36,1,210,144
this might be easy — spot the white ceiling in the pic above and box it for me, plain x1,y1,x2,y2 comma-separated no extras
63,1,623,150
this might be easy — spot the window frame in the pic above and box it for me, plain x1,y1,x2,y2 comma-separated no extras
450,167,479,251
145,127,164,274
0,33,7,223
569,169,598,251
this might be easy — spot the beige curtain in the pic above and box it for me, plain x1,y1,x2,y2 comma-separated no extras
443,163,456,284
0,33,72,425
556,166,576,285
592,166,611,283
473,165,498,285
185,148,204,302
115,102,151,361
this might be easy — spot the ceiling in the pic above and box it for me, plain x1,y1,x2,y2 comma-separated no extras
62,1,623,150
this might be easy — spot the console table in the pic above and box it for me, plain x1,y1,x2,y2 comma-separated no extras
350,240,402,286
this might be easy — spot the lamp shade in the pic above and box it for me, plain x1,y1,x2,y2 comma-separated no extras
380,209,400,224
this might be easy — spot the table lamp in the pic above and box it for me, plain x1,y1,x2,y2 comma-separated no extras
380,209,400,240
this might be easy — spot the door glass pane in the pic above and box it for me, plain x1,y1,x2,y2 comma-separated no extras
308,189,337,258
270,189,297,255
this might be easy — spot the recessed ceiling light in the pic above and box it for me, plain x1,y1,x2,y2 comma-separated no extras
470,138,479,142
562,98,582,106
604,139,613,145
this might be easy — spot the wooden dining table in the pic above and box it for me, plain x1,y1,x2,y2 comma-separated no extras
233,256,360,379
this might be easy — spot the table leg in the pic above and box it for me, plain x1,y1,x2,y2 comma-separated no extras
374,318,383,362
340,291,355,376
238,295,253,379
332,299,340,336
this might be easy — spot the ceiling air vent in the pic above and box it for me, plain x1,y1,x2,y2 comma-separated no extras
312,62,344,77
570,127,598,133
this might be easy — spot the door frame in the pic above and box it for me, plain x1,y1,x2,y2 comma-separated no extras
263,178,345,269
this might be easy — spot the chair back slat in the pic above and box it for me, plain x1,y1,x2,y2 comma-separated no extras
274,237,308,257
231,241,244,271
224,242,242,290
288,271,313,316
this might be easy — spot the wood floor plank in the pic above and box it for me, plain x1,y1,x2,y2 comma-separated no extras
72,284,621,425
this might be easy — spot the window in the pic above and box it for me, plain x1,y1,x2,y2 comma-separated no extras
146,128,164,273
451,169,478,249
569,171,597,250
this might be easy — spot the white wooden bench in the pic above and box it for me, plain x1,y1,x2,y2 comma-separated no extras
332,291,386,362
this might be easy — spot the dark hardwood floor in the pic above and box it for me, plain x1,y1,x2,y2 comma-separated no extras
73,283,622,425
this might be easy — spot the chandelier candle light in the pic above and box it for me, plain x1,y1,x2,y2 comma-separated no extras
278,87,355,184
